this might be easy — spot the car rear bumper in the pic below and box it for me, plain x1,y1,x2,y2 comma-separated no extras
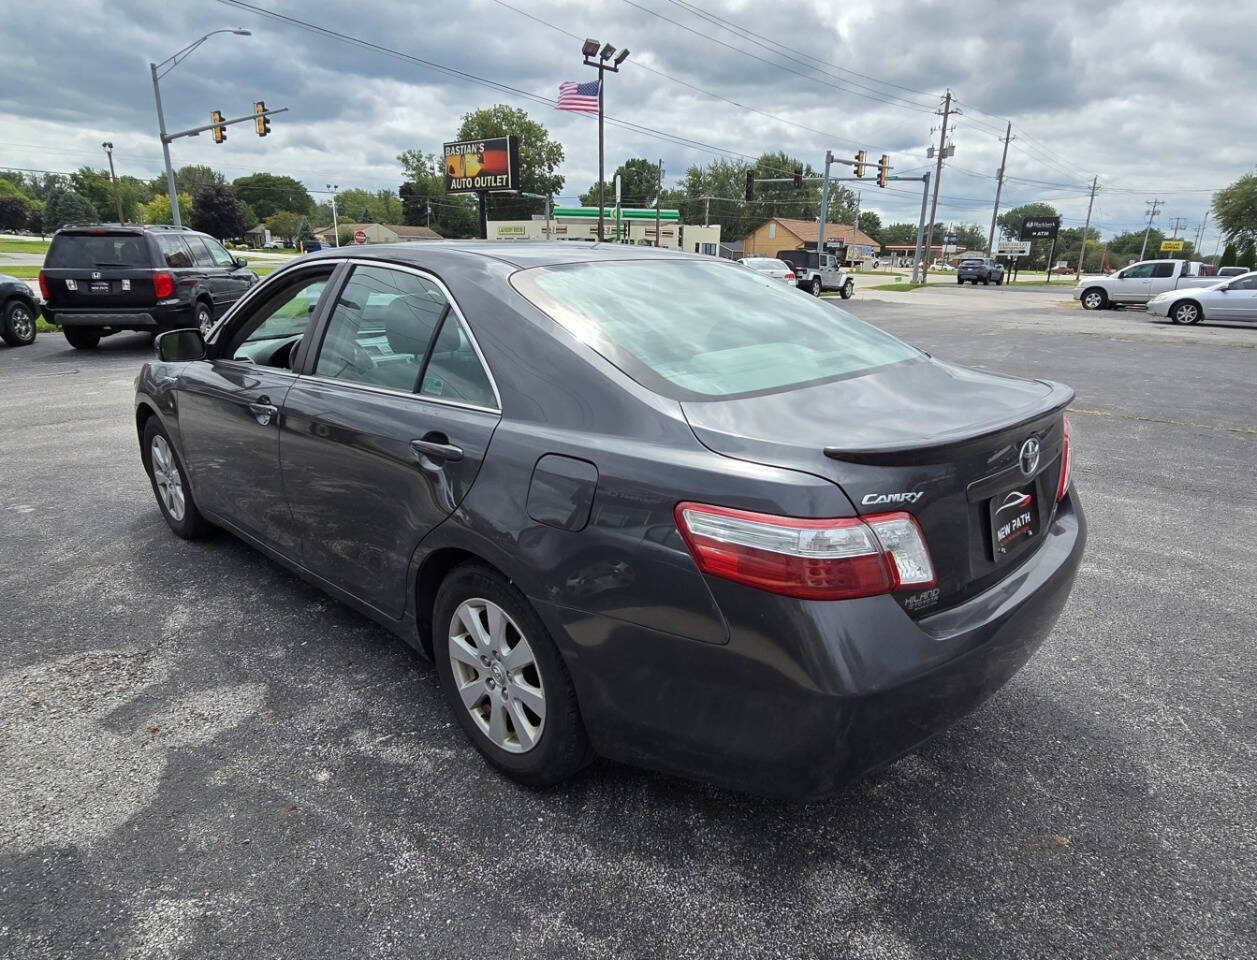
44,303,194,331
538,491,1086,799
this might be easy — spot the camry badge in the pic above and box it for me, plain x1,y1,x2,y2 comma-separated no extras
861,491,923,506
1019,438,1040,476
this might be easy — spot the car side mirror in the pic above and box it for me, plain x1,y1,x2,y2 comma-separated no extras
233,256,248,268
155,328,206,362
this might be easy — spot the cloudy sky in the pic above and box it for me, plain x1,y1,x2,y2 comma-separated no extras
2,0,1251,246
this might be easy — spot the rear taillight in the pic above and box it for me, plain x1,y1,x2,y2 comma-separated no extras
1056,415,1072,502
37,270,49,299
674,502,935,601
153,271,175,299
784,272,796,282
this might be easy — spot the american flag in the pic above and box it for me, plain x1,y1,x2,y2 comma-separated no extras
557,79,600,114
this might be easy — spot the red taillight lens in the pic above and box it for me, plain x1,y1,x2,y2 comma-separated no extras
674,503,935,600
784,272,796,281
1056,415,1072,502
38,270,49,299
152,271,175,299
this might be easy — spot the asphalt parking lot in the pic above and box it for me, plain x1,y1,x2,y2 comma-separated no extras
2,288,1254,960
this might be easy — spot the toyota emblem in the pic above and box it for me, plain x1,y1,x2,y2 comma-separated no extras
1019,438,1041,476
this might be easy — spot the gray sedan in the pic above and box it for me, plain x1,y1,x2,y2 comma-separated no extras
135,243,1084,798
1146,271,1257,325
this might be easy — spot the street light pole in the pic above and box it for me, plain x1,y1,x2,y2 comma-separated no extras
149,28,251,229
102,142,125,224
327,184,340,246
583,39,628,243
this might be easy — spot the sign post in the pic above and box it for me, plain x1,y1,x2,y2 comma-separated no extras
443,136,522,239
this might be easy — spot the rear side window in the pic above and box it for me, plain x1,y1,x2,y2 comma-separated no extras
45,233,150,268
421,317,497,408
512,259,920,399
155,235,193,269
1151,262,1175,278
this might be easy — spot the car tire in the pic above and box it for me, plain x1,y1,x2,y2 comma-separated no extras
1170,300,1202,325
434,563,593,788
996,276,1003,286
983,277,990,285
63,327,101,349
1080,287,1108,311
141,417,212,540
840,279,853,299
956,277,963,285
195,300,214,336
810,278,822,297
1,298,37,346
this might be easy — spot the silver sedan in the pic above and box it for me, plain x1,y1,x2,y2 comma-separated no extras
1146,271,1257,325
739,256,796,285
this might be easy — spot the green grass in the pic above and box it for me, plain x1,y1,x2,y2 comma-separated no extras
0,239,50,254
36,318,59,333
868,282,920,292
1,266,42,279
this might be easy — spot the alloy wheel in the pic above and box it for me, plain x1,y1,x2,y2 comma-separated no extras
8,304,34,342
1173,303,1199,324
149,434,186,522
197,305,213,335
1083,291,1103,310
447,598,546,753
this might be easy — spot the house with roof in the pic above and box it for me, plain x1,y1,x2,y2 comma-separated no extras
742,217,880,266
311,223,442,245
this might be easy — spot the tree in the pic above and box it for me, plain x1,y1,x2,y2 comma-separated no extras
398,148,479,238
238,201,259,230
581,157,661,207
297,217,315,249
232,173,313,221
174,164,224,197
1220,241,1237,266
1212,174,1257,248
1238,242,1257,271
69,167,116,221
265,210,303,246
940,222,986,251
44,188,99,230
880,222,920,246
191,183,245,240
456,105,564,220
0,195,28,231
143,192,192,226
857,211,882,242
1109,228,1164,262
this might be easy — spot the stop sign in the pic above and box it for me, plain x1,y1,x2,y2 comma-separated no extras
353,229,367,245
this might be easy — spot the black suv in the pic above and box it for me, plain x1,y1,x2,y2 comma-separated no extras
40,224,258,349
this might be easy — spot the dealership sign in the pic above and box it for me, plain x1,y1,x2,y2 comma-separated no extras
443,136,521,193
997,240,1032,257
1019,216,1061,240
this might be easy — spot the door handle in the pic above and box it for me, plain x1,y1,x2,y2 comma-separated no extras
411,434,463,463
248,398,279,426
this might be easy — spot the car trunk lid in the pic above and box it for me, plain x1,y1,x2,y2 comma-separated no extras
681,357,1073,616
42,230,160,309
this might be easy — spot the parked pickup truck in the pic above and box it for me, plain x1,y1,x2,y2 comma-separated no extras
1074,259,1218,310
776,249,854,298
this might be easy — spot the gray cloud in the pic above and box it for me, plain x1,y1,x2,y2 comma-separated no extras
0,0,1250,244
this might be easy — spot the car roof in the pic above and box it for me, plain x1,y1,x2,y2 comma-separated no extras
52,223,201,236
299,240,714,271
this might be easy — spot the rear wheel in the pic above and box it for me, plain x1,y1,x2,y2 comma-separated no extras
957,277,963,285
1,299,37,346
810,277,822,297
982,276,990,285
1170,300,1202,325
63,327,101,349
434,564,592,787
1081,287,1108,311
142,418,212,539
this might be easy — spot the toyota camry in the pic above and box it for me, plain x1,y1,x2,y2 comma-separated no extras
134,242,1085,798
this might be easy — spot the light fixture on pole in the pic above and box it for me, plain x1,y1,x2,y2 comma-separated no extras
582,37,628,244
149,27,251,228
101,142,125,224
327,184,340,247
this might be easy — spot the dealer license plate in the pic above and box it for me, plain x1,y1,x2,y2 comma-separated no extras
989,486,1039,559
90,281,111,294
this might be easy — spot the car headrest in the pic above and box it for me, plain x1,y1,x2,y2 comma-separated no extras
384,297,436,357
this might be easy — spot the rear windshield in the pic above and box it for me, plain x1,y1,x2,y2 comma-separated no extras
512,259,920,399
46,233,151,269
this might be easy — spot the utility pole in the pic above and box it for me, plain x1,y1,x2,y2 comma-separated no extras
326,184,340,246
923,89,953,275
101,142,125,224
1075,175,1098,279
911,171,930,285
816,150,835,258
654,158,664,247
1139,198,1163,260
704,195,710,227
1193,211,1209,256
987,121,1012,253
545,193,553,240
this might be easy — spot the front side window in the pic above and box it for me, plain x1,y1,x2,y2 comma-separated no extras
156,235,193,269
513,259,920,399
1231,276,1257,291
203,237,236,268
226,269,332,365
314,265,448,391
1122,263,1155,279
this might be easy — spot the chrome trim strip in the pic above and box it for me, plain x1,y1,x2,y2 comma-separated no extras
295,371,501,415
207,258,351,341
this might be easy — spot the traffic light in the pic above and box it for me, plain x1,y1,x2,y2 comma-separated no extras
211,110,226,144
254,101,270,137
745,170,755,202
877,154,890,188
854,150,866,178
793,166,803,189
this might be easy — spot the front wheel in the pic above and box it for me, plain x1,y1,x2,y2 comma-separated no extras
1,299,37,346
1170,300,1202,325
840,279,853,299
810,278,822,297
63,327,101,349
1080,288,1108,311
434,564,593,787
142,418,212,539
